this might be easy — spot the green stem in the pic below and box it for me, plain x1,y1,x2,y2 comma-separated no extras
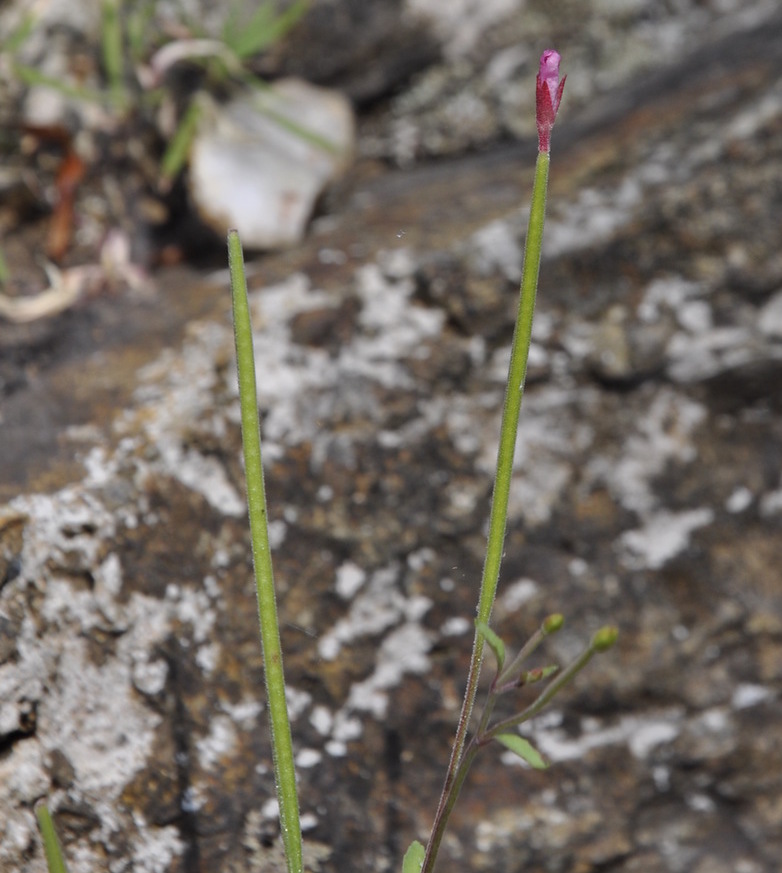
421,151,551,873
488,647,596,739
496,616,555,688
36,806,70,873
228,231,302,873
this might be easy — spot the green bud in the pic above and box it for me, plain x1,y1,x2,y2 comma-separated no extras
542,613,564,635
590,625,619,653
521,664,558,685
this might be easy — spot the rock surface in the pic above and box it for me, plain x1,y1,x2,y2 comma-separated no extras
1,2,782,873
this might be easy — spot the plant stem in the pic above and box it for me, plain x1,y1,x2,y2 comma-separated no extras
228,231,303,873
496,622,549,688
421,151,551,873
36,806,70,873
488,646,596,739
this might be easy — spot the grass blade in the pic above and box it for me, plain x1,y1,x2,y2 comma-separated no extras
228,230,303,873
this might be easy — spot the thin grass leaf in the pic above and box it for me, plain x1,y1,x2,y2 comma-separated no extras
228,0,309,60
159,98,202,188
126,0,159,63
494,733,548,770
1,12,36,53
36,806,70,873
12,63,106,105
228,231,302,873
223,0,275,59
100,0,126,109
242,76,340,154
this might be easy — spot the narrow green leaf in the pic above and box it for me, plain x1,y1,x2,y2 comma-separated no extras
1,12,36,53
494,733,548,769
126,0,158,63
475,621,505,671
402,840,426,873
224,0,275,58
36,806,70,873
229,231,302,873
242,79,340,155
12,63,105,104
100,0,126,110
159,99,202,188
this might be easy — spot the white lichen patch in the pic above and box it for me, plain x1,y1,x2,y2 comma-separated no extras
171,585,216,644
516,709,685,765
620,507,714,570
172,448,245,517
221,697,264,729
130,815,184,873
544,179,643,259
195,642,220,675
731,683,774,710
335,561,366,600
499,578,539,613
352,261,444,376
318,565,429,660
510,386,598,526
440,616,471,636
405,0,519,59
467,218,522,282
0,738,48,805
11,488,117,593
40,634,162,795
125,320,246,518
296,748,322,768
587,388,707,516
309,705,333,736
131,656,169,697
344,620,433,720
196,714,237,770
285,687,313,721
0,472,188,872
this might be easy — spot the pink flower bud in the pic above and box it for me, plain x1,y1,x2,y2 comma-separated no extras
536,49,566,153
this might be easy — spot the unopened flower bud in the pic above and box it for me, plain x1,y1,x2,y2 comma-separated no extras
542,613,564,635
536,49,566,153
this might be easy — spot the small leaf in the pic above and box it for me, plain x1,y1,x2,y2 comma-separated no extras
475,621,505,671
402,840,426,873
494,733,548,769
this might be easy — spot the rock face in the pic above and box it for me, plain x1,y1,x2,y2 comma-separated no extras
2,3,782,873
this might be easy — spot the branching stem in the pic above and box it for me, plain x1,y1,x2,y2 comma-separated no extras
421,151,551,873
